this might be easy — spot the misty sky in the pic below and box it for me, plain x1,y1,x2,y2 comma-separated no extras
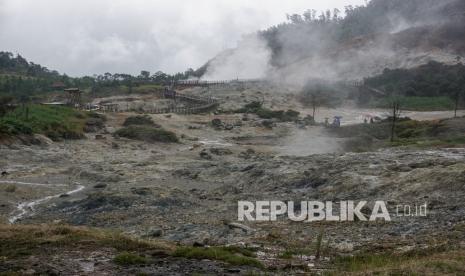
0,0,366,76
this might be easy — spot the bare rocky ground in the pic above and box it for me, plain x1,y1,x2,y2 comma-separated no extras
1,86,465,274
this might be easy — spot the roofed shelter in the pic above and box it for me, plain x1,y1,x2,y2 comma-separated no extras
64,88,82,108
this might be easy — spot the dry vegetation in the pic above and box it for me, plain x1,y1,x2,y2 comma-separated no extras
0,224,264,274
331,247,465,275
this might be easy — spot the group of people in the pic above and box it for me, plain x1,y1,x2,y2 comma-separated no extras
324,116,342,127
364,117,375,124
321,115,376,127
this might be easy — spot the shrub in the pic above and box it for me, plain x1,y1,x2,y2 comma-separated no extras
88,112,106,120
84,113,106,133
284,109,300,119
256,108,283,119
84,117,105,132
235,101,263,113
4,184,16,193
236,102,300,122
123,115,158,127
242,101,262,112
115,126,178,143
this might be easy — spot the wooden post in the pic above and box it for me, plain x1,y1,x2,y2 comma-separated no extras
390,101,400,142
454,90,459,118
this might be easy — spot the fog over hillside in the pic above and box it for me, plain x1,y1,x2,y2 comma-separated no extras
203,0,465,86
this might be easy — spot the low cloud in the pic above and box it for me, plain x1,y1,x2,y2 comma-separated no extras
0,0,365,76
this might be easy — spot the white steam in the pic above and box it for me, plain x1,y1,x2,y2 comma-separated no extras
202,34,272,80
201,0,463,87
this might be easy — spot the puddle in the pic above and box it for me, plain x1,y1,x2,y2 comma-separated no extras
199,139,233,147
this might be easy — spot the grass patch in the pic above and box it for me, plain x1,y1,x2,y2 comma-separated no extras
426,260,465,274
277,250,294,259
173,246,263,268
443,136,465,145
390,136,465,148
372,96,454,111
219,246,257,258
0,224,173,259
0,272,22,276
114,125,178,143
113,252,148,266
333,252,403,272
0,104,96,140
132,84,163,94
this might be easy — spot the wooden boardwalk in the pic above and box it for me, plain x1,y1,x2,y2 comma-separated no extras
100,88,219,115
98,78,384,115
174,78,262,89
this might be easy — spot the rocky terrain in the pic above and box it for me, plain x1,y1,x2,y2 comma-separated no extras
1,85,465,274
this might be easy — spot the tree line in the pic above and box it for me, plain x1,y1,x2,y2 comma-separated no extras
365,61,465,100
0,51,202,102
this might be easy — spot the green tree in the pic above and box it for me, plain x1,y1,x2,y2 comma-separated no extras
0,95,13,117
139,70,150,80
301,82,332,122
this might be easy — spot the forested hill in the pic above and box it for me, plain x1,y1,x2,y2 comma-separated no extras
0,51,196,101
260,0,465,68
0,52,62,79
201,0,465,83
0,52,95,100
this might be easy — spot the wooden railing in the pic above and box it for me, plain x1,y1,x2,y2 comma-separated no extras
174,78,262,88
100,88,219,114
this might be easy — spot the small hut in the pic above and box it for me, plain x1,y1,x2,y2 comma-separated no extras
64,88,82,107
